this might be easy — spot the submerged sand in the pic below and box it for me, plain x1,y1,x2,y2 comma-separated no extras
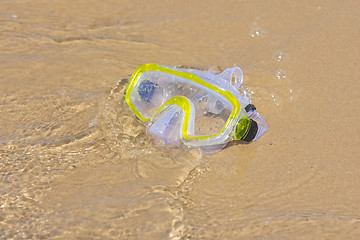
1,0,359,239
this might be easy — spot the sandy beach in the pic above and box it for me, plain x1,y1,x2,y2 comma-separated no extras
1,0,359,239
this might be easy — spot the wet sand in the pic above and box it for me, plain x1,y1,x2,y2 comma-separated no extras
1,0,360,239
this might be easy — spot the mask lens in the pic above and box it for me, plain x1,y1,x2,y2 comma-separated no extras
130,71,233,137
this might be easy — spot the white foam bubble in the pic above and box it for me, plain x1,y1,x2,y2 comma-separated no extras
276,69,287,79
274,50,288,62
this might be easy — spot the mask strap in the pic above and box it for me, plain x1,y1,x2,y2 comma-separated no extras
218,67,243,90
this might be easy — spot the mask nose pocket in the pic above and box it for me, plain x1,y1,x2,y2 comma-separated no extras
148,106,183,144
147,96,195,145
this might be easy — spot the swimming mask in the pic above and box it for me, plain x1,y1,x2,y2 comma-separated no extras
124,63,267,150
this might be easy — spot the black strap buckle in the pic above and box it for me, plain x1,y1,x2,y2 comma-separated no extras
245,104,256,112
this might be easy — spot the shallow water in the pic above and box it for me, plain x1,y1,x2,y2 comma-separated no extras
1,0,360,239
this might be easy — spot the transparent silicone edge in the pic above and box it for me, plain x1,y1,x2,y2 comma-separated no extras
247,110,268,141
